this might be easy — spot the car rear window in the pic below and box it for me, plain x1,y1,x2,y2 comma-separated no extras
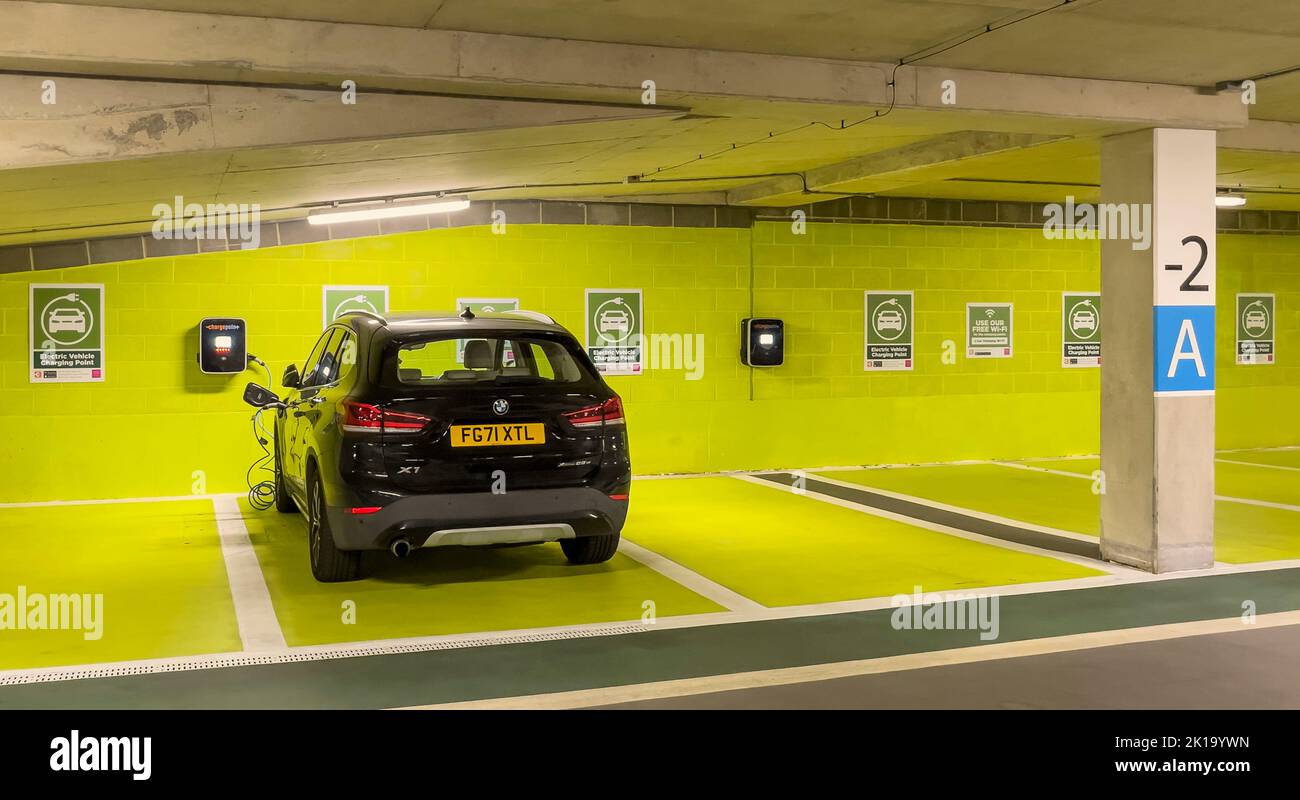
387,333,597,386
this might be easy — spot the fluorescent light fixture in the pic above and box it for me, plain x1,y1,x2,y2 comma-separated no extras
307,197,470,226
1215,191,1247,208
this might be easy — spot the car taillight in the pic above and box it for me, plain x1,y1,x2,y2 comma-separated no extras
339,400,429,434
564,396,624,428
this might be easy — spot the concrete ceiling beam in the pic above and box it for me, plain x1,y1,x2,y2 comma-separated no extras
0,1,1248,131
0,74,677,170
726,131,1066,206
1219,120,1300,154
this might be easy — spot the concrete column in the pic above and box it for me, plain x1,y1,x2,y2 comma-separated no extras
1100,128,1217,573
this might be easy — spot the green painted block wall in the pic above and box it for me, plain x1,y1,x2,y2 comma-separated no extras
1216,233,1300,448
0,222,1294,502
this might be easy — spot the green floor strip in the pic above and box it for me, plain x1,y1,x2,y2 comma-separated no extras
2,567,1296,709
824,462,1300,564
0,501,241,671
819,465,1101,534
623,477,1102,608
766,472,1100,559
239,498,722,646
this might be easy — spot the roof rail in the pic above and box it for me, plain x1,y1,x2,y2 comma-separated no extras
503,309,556,324
337,309,387,324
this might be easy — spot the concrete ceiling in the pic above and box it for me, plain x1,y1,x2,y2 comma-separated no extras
42,1,1300,92
2,0,1299,245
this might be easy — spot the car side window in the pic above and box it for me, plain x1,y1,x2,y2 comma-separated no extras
332,331,358,385
298,330,332,388
314,329,346,387
301,329,342,388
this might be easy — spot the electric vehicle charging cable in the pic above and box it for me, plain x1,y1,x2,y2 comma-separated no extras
245,354,279,511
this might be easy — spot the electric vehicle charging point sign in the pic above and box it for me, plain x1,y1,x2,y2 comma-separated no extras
1236,293,1275,365
864,291,913,371
30,284,105,383
455,297,519,363
1062,293,1102,368
966,302,1013,359
323,285,388,326
585,289,643,375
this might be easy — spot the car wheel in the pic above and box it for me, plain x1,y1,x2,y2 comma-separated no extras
273,426,296,514
560,532,620,565
307,470,362,582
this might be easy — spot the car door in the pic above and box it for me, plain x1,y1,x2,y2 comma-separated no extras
293,327,354,488
284,329,336,494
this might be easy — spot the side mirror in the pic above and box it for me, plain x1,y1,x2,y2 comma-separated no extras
243,382,284,409
281,364,301,389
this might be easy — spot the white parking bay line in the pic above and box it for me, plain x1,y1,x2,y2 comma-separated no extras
0,493,218,509
618,539,766,613
1216,495,1300,514
998,458,1300,513
1217,458,1300,473
735,474,1130,576
988,459,1095,481
211,495,287,653
781,471,1101,545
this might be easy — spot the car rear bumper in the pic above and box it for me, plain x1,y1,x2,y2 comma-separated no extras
325,486,629,551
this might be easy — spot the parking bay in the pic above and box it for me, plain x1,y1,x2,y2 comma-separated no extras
813,458,1300,564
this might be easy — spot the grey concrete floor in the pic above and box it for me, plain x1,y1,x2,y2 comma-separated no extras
601,623,1300,709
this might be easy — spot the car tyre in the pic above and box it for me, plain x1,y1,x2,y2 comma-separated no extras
307,469,362,582
560,532,620,565
273,425,296,514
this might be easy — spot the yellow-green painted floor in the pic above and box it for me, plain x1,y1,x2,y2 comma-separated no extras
238,498,723,647
7,451,1292,674
1217,460,1300,507
1219,448,1300,469
1024,455,1300,511
621,477,1103,607
818,454,1300,564
0,500,241,671
1016,454,1300,507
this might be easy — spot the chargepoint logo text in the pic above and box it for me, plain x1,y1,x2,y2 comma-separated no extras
152,196,262,249
50,731,151,781
1043,196,1151,251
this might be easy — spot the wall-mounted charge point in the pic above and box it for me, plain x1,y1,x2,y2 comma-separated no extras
198,317,247,374
741,317,784,367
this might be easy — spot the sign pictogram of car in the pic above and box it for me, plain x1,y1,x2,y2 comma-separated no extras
876,309,904,331
598,309,629,334
1071,310,1097,331
48,308,86,333
1244,310,1268,331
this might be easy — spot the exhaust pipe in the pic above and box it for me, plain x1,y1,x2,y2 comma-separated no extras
389,538,412,559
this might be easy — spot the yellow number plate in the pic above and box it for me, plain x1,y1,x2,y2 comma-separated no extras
450,423,546,447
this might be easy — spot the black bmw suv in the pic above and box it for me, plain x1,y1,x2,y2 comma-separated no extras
244,309,631,582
